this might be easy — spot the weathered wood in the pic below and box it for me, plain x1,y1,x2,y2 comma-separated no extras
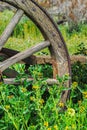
1,48,52,65
1,49,87,65
3,78,58,85
0,41,50,71
0,9,24,50
3,68,19,78
1,48,53,64
0,0,71,103
57,19,67,25
0,52,8,61
3,78,33,85
70,55,87,64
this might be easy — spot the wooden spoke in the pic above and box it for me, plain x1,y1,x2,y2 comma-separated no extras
3,78,58,85
0,9,24,50
0,41,50,72
1,48,52,65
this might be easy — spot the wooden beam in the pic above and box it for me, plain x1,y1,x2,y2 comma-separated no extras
0,9,24,50
3,78,58,85
0,41,50,72
1,48,87,65
1,48,37,65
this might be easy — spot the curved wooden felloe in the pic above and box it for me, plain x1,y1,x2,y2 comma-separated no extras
0,0,71,103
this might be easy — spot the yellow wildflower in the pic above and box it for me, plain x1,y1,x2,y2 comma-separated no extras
84,95,87,98
65,73,69,77
5,105,10,110
58,102,64,108
54,125,58,130
32,85,39,89
44,121,48,127
39,99,44,104
67,108,75,117
82,91,87,98
21,87,27,93
80,106,85,113
72,82,78,89
65,126,70,130
47,128,51,130
38,72,43,78
7,95,14,99
82,92,87,95
30,96,35,101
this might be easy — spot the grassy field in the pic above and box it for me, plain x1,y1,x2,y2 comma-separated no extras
0,10,87,54
0,10,87,130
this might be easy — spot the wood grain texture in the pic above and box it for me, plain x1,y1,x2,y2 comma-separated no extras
3,78,59,85
1,48,87,65
0,41,50,71
0,9,24,50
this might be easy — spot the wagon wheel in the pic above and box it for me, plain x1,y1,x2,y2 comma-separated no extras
0,0,71,103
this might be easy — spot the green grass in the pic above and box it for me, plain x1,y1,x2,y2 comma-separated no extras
0,66,87,130
0,10,43,51
59,23,87,54
0,10,87,54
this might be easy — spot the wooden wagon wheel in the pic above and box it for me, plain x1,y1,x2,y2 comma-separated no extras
0,0,71,103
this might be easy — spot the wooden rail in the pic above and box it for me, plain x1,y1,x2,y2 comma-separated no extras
1,48,87,65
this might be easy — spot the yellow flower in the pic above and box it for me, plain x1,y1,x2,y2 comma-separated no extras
30,96,35,101
72,82,78,89
65,73,69,76
32,85,39,89
80,106,85,113
84,95,87,98
7,95,14,99
82,92,87,95
44,121,48,127
58,102,64,108
47,128,51,130
5,105,10,110
82,91,87,98
67,108,75,117
38,72,43,78
65,126,70,130
39,99,44,104
54,125,58,130
21,87,27,93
